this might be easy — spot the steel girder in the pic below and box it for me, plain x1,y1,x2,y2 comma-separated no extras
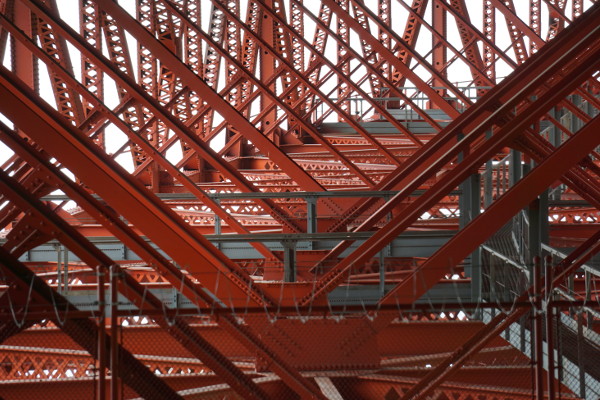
0,0,599,398
0,67,326,400
0,141,273,398
0,245,185,400
300,4,600,305
401,226,600,399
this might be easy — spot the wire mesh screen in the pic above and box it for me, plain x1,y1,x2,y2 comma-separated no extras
0,298,597,400
0,321,97,400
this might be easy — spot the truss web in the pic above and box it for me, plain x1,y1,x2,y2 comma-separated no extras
0,0,599,399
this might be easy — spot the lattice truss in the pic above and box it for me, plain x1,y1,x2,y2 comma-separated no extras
0,0,599,399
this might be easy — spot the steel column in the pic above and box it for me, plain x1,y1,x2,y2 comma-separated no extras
545,256,556,400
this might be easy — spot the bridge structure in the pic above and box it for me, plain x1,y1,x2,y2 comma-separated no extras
0,0,599,399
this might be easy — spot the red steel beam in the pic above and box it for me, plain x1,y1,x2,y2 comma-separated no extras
0,164,272,399
390,0,429,87
288,0,444,130
0,246,184,400
21,0,304,233
380,112,600,307
0,12,278,260
494,0,530,65
0,108,326,400
0,0,591,394
338,0,470,110
395,0,492,93
211,0,424,151
437,0,514,77
302,8,600,304
402,225,600,399
0,64,269,306
157,0,382,183
314,0,459,118
89,0,329,192
447,0,490,94
314,2,600,245
36,0,85,125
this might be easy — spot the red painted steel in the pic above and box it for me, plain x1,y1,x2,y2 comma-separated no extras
401,224,600,399
0,84,325,400
302,9,600,304
0,246,185,400
0,1,598,398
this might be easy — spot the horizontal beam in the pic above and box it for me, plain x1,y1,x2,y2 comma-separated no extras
40,190,462,201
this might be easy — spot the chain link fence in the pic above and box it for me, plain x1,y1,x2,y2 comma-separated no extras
0,295,598,399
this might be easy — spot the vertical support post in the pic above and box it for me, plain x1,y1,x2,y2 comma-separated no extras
482,0,496,83
568,274,575,298
539,190,549,246
545,256,555,400
584,269,591,301
306,196,317,250
509,149,521,186
483,131,493,208
529,198,541,263
149,161,160,193
577,311,586,398
97,267,106,400
379,250,385,297
468,174,481,302
306,196,317,234
570,95,582,133
56,244,63,293
459,174,470,229
469,174,480,220
457,133,467,229
121,243,128,260
431,0,447,103
549,107,564,200
489,255,496,304
260,0,277,129
533,256,544,400
13,0,36,90
110,264,120,400
380,193,392,298
549,108,561,147
282,241,296,282
214,198,222,250
214,198,222,235
63,246,69,292
584,269,592,330
510,149,524,257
